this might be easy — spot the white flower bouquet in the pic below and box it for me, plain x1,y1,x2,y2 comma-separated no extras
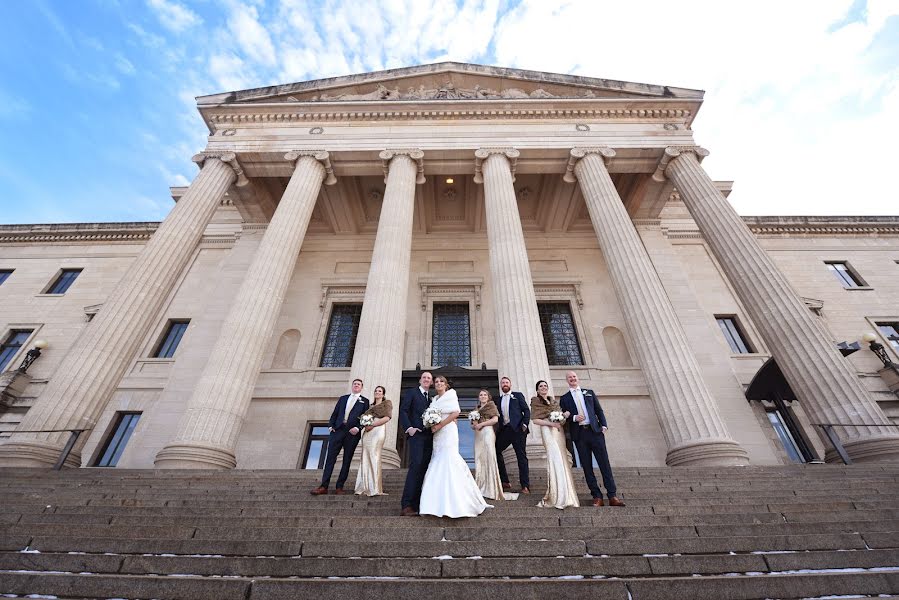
359,414,375,428
422,406,443,428
549,410,566,424
467,411,481,423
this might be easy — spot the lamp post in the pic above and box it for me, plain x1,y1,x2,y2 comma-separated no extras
16,339,48,374
861,332,898,371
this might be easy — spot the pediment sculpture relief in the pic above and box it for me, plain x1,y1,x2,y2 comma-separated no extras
306,82,596,102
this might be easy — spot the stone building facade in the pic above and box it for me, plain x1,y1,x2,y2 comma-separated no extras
1,63,897,471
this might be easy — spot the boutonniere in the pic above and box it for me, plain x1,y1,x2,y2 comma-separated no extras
356,398,364,403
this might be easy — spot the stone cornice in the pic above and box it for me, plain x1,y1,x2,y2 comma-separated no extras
741,216,899,237
0,222,159,244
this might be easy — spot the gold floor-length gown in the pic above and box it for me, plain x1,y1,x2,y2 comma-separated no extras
474,425,506,501
537,424,580,509
354,424,387,496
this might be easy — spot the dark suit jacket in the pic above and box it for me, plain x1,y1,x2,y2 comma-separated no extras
560,388,607,441
497,391,530,432
399,386,433,435
328,394,370,432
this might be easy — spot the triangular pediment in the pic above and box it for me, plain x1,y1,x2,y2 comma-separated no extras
197,62,703,106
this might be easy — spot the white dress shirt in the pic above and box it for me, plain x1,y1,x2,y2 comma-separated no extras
501,393,511,425
344,393,359,422
570,387,590,425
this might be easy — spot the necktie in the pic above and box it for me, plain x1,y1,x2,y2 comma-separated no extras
344,395,355,423
502,394,511,425
573,389,590,425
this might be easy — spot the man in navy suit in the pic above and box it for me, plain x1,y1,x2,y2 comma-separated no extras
311,378,370,495
495,376,531,494
400,371,433,516
560,371,625,507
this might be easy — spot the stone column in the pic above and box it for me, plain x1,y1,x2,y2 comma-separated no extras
661,146,899,463
0,153,244,468
565,148,748,466
475,148,552,445
154,151,335,469
350,149,425,469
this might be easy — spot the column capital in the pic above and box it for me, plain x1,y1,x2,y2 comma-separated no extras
473,147,519,184
562,146,617,183
379,149,425,184
652,145,710,182
284,150,337,185
192,151,249,187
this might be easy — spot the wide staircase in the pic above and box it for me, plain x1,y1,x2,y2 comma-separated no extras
1,465,898,599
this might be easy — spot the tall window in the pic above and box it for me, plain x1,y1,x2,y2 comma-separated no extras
432,303,471,366
302,424,331,469
0,269,12,285
0,329,33,371
716,316,753,354
538,302,584,366
877,322,899,353
766,409,805,463
93,412,141,467
46,268,82,294
152,320,190,358
320,304,362,367
826,261,865,288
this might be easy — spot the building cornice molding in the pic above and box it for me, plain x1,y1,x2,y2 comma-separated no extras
0,223,160,244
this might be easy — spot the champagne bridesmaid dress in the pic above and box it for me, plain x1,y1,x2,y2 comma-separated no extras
354,399,392,496
531,395,579,509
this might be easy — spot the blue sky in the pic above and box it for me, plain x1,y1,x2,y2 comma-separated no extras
0,0,897,224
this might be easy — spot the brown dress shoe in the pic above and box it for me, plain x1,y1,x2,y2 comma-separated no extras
592,497,604,507
520,487,530,494
502,482,512,491
400,506,419,517
334,488,346,495
310,486,328,496
607,496,626,507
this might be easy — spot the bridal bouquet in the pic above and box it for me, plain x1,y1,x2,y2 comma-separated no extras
467,411,481,423
359,414,375,428
422,406,443,428
549,411,566,424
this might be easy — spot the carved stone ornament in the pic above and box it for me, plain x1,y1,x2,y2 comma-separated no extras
652,145,710,182
379,149,425,184
309,126,324,135
473,148,520,184
367,188,383,203
562,147,616,183
284,150,337,185
192,151,249,187
313,82,560,102
442,187,457,201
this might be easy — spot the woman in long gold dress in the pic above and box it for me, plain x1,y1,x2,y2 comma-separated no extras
471,389,507,501
531,380,579,509
354,385,392,496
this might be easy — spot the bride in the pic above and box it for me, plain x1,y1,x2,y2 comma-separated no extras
419,375,492,518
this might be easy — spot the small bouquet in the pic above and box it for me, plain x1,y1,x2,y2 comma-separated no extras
549,411,566,424
467,411,481,423
359,414,375,428
422,406,443,428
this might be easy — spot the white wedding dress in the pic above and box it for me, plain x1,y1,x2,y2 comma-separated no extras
419,389,492,518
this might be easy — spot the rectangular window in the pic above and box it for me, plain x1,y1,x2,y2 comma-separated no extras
0,270,12,285
152,320,190,358
766,409,805,463
716,316,753,354
46,269,83,294
538,302,584,366
0,329,33,371
319,304,362,367
876,322,899,353
93,412,141,467
826,262,865,288
432,303,471,367
302,424,331,469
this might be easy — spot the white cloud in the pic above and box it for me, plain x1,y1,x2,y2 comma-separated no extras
0,89,32,120
147,0,202,33
114,53,136,75
227,3,277,66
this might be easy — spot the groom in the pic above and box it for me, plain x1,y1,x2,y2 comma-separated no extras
310,378,369,495
400,371,433,517
495,376,531,494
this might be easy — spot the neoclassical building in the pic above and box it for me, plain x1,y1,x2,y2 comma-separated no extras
1,63,897,471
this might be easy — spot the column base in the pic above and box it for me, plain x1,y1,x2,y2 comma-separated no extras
666,438,750,467
824,434,899,464
381,447,402,469
154,441,237,470
0,439,82,468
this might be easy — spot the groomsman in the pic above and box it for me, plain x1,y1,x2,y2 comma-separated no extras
560,370,625,507
311,378,369,495
495,376,531,494
400,371,433,516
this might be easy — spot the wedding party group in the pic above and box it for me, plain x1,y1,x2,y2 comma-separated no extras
309,370,625,518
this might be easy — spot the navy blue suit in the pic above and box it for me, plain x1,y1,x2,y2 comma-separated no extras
560,388,616,499
495,391,531,489
400,385,433,511
320,393,369,489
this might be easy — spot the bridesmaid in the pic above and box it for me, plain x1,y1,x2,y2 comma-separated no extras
531,380,579,509
471,389,511,501
354,385,393,496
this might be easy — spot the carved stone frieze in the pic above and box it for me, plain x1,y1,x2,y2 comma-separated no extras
310,82,567,102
